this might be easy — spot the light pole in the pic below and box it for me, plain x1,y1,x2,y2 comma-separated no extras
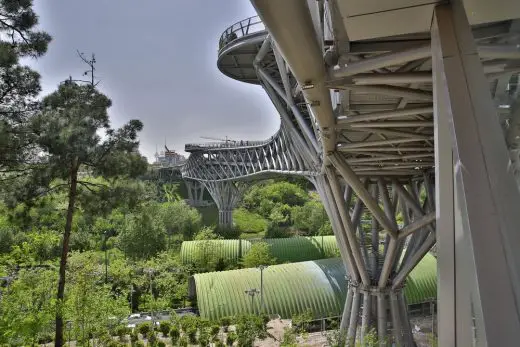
257,265,268,314
244,288,260,314
129,284,134,313
103,231,108,283
146,269,155,326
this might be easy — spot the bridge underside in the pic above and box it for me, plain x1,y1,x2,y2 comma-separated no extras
183,0,520,345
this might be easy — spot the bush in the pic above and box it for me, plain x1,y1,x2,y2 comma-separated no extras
264,223,292,238
159,321,171,337
187,326,198,344
130,331,139,343
115,325,129,339
134,341,145,347
179,335,189,347
226,331,237,346
157,341,166,347
232,208,267,235
169,325,180,342
147,331,158,345
210,324,220,335
220,317,232,332
137,322,152,337
215,340,226,347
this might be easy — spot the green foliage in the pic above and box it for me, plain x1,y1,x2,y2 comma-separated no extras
281,327,298,347
220,316,232,332
65,251,129,344
192,227,224,272
137,322,152,337
169,325,180,343
0,0,52,171
226,331,237,346
178,335,189,347
233,208,267,235
159,321,171,337
234,315,267,347
160,201,202,240
291,195,329,236
118,203,167,259
0,268,56,345
292,309,313,334
241,242,276,268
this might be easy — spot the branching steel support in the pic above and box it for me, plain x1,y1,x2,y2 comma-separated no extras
203,181,246,228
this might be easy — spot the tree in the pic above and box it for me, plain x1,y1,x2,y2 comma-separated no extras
118,203,166,260
0,0,51,172
291,194,329,235
192,226,223,272
9,76,147,346
0,268,57,345
65,251,129,344
160,200,202,241
242,242,276,268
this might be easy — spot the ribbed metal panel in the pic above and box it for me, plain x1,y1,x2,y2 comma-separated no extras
194,258,346,320
403,252,437,305
180,236,339,265
193,254,436,320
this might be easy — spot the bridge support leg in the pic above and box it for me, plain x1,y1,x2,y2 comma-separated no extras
185,180,206,207
203,181,245,228
432,2,520,346
313,168,435,346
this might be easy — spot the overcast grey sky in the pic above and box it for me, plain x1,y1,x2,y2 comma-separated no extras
29,1,279,161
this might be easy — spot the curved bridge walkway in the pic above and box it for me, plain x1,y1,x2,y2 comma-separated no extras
182,1,520,346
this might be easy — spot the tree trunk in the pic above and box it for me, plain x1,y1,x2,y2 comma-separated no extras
55,164,78,347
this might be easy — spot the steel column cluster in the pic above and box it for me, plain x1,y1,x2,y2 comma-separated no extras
182,0,520,345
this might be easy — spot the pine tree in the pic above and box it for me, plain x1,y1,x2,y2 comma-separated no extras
14,73,148,345
0,0,51,171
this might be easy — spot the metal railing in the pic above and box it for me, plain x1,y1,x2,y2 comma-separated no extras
218,15,265,51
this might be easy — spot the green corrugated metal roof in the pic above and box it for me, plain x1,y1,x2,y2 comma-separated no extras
181,236,339,265
193,254,437,320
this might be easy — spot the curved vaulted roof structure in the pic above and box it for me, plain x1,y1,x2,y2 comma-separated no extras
180,236,340,265
192,255,437,321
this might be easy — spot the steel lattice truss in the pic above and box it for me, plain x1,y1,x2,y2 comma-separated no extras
182,3,520,345
182,123,318,182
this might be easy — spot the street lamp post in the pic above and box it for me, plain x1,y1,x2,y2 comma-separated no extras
257,265,268,314
129,284,134,313
244,288,260,314
103,231,108,283
146,269,155,326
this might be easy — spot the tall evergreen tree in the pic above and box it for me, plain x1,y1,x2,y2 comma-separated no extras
13,78,148,346
0,0,51,171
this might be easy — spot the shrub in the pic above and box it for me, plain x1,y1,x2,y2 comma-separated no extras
226,331,237,346
220,317,232,332
130,331,139,343
170,325,180,342
215,340,226,347
137,322,152,337
179,336,189,347
186,326,198,344
134,341,145,347
281,327,297,347
147,331,158,345
157,341,166,347
115,325,129,339
159,321,171,337
210,324,220,335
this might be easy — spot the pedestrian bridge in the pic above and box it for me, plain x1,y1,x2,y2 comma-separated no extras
182,1,520,346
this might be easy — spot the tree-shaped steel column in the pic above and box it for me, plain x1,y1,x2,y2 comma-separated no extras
203,181,246,227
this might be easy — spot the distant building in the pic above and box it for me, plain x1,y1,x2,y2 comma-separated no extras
154,145,186,167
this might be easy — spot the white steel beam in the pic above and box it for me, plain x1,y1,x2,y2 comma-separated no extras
432,2,520,345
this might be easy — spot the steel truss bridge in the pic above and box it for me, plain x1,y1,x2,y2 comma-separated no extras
182,1,520,345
